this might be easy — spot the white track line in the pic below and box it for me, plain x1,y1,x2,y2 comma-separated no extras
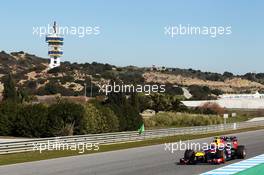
200,154,264,175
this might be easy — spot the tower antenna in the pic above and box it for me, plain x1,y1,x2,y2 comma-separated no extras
53,21,57,33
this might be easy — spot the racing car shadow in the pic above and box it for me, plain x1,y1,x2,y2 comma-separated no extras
175,162,214,166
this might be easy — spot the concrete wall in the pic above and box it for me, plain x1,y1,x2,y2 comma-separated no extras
182,99,264,109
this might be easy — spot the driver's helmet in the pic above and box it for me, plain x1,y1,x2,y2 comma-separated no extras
214,137,223,147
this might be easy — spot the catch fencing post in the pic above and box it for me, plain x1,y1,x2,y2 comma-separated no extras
233,123,237,130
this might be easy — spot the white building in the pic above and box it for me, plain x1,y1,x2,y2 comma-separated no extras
219,91,264,99
182,92,264,109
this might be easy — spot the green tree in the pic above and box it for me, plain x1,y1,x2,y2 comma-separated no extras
0,102,18,135
189,85,214,100
3,73,18,102
106,91,142,131
147,93,170,112
84,102,102,133
142,93,187,112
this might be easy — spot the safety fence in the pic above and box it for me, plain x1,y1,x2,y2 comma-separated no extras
0,121,263,155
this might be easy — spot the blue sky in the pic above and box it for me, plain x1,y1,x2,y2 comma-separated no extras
0,0,263,74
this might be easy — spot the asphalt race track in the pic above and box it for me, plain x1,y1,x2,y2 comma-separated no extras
0,129,264,175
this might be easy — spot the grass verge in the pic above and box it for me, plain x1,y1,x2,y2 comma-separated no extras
0,126,264,166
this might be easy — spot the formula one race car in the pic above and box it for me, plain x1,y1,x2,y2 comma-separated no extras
179,136,246,165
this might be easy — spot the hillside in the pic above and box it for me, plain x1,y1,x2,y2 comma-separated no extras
1,50,264,100
143,72,264,93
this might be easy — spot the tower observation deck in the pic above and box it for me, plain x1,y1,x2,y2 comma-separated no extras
46,21,64,68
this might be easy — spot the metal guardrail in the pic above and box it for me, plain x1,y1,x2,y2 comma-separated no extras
0,121,264,155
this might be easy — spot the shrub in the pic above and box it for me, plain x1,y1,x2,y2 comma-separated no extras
84,102,119,133
198,102,225,115
144,112,223,128
13,104,48,137
46,100,86,136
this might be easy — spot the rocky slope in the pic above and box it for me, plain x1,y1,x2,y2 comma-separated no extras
1,50,264,98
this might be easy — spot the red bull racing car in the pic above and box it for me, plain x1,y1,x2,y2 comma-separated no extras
179,136,246,164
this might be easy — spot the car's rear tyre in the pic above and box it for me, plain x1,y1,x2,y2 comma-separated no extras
237,145,246,159
216,150,226,163
184,149,195,164
231,148,236,159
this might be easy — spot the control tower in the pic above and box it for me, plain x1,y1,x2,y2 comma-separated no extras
46,21,64,68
